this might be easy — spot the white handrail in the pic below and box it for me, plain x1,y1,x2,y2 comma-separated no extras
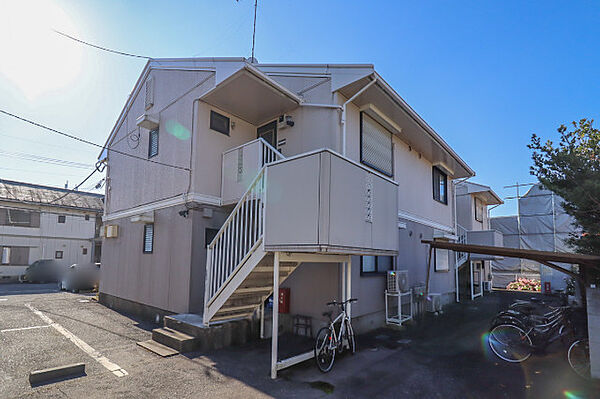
205,166,267,303
455,224,468,266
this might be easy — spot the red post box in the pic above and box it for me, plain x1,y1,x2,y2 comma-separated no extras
278,287,290,314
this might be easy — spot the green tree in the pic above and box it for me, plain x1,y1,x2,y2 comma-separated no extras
529,119,600,262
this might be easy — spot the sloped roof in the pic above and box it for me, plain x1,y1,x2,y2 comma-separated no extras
460,181,503,205
0,179,103,212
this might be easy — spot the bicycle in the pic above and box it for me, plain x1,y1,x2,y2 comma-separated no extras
488,301,591,379
314,298,357,372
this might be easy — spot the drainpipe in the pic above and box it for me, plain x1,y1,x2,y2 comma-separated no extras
341,76,377,157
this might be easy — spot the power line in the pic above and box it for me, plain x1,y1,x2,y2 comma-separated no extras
0,149,92,169
0,109,190,172
52,29,152,60
49,167,99,204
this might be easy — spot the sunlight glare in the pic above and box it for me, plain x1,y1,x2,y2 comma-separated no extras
0,0,83,100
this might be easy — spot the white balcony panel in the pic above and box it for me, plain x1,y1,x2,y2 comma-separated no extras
466,230,504,260
264,150,399,256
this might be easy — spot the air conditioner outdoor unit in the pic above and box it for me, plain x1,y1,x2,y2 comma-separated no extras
105,225,119,238
387,270,409,293
426,293,442,313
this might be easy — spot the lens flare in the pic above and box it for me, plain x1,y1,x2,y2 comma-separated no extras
481,331,495,360
165,120,191,140
563,390,586,399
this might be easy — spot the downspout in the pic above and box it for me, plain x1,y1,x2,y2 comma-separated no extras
341,76,377,157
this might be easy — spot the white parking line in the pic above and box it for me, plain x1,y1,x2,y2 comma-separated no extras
0,298,8,301
24,303,128,377
1,325,52,333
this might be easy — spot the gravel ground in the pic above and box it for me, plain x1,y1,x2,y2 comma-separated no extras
0,284,598,398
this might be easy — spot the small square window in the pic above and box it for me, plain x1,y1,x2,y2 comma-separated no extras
210,111,230,136
148,129,159,158
55,250,63,259
58,215,66,223
82,248,88,255
85,215,90,221
143,224,154,253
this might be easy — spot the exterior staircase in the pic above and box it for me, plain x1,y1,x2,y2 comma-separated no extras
203,140,290,325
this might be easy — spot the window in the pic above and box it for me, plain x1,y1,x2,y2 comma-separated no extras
474,197,484,223
85,215,90,221
0,209,39,227
1,247,10,264
432,167,448,204
360,112,393,177
205,228,219,247
148,129,159,158
55,250,63,259
143,224,154,253
7,209,31,225
360,256,393,275
82,248,88,255
210,110,230,136
434,248,449,272
58,215,66,223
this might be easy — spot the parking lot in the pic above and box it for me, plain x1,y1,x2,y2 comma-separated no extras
1,285,598,398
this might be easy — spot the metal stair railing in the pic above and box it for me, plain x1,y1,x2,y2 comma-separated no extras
455,224,468,266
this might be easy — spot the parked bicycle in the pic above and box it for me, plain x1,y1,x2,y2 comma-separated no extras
314,298,357,372
487,299,590,379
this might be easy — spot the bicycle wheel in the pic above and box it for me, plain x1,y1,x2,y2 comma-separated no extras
488,324,532,363
568,339,591,380
345,321,356,355
315,327,336,372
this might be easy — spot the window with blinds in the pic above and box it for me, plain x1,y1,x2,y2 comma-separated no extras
360,113,393,177
143,224,154,253
148,129,159,158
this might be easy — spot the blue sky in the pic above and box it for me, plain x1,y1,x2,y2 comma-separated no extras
0,0,599,216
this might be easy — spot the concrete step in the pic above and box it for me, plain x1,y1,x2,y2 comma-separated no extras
164,313,260,351
137,339,179,357
152,327,198,353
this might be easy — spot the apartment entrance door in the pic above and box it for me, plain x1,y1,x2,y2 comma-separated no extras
257,121,277,148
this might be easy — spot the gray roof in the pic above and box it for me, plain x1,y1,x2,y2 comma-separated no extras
0,179,104,212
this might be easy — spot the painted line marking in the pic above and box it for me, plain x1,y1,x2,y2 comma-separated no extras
0,298,7,301
1,325,52,333
24,303,128,377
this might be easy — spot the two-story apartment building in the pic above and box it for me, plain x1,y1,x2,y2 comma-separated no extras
99,58,488,340
0,179,103,282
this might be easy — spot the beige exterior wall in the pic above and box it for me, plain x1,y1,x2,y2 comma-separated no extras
101,60,470,324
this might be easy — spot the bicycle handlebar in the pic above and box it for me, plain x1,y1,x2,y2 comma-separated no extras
326,298,358,306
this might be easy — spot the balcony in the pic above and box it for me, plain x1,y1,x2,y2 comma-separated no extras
263,149,398,255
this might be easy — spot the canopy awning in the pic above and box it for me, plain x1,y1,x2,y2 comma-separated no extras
201,64,301,125
422,240,600,282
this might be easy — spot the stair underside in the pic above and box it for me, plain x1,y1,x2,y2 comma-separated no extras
210,255,298,322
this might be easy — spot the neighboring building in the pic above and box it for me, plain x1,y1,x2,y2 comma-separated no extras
454,181,503,301
0,179,104,281
99,57,493,336
490,184,576,291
